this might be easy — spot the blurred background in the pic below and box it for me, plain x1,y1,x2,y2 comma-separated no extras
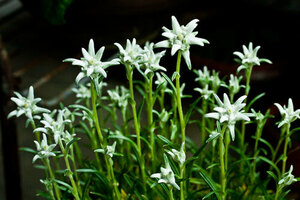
1,0,300,199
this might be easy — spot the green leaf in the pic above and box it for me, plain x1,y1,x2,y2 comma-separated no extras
76,169,98,173
172,71,180,81
137,97,145,123
157,134,171,145
19,147,37,154
267,171,278,182
184,96,201,123
258,156,281,177
65,138,80,153
69,104,92,117
161,72,176,94
79,121,93,139
108,134,139,156
198,168,221,200
202,191,215,200
246,93,265,111
53,179,74,193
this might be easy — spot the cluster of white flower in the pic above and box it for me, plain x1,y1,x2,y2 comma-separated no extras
274,98,300,128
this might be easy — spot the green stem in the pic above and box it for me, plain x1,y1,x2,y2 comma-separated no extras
201,99,207,146
146,76,155,168
240,65,253,149
274,185,283,200
175,51,185,146
58,140,80,200
224,130,230,171
282,123,290,174
127,69,147,191
45,158,61,200
168,185,174,200
104,156,121,200
175,51,186,200
31,121,40,143
251,125,262,183
219,125,227,200
91,80,104,144
70,146,82,196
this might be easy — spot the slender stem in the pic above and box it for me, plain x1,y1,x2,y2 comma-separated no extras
168,185,174,200
224,130,230,171
175,51,186,200
251,124,262,183
45,158,61,200
175,51,185,146
274,185,283,200
70,146,82,196
127,69,147,191
146,76,155,168
240,65,253,149
91,80,104,144
282,123,290,174
58,140,80,200
31,120,40,143
201,99,207,146
219,125,227,200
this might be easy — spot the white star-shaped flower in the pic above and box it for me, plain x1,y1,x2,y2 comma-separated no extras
114,38,143,70
194,85,214,100
32,134,56,163
166,142,186,166
151,161,180,190
8,86,50,120
274,98,300,128
233,42,272,73
64,39,119,84
155,16,209,70
205,93,251,141
94,141,117,158
140,42,166,77
278,165,297,186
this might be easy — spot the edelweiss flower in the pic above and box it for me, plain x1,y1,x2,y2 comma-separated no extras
278,165,297,186
194,85,214,100
107,86,129,110
140,42,166,77
8,86,50,120
64,39,119,83
156,16,209,70
34,110,71,144
94,141,117,158
166,142,186,166
210,70,222,92
154,72,167,88
233,42,272,72
274,98,300,128
114,38,143,70
150,160,180,190
206,131,222,143
72,83,91,99
32,134,56,163
194,66,211,87
205,93,251,141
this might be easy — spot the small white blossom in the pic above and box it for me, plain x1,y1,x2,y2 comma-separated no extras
155,16,209,70
150,160,180,190
140,42,166,77
250,109,265,123
34,110,71,144
194,66,211,87
205,93,251,141
194,85,214,100
233,42,272,73
72,83,91,99
210,70,222,92
154,72,167,88
278,165,297,186
94,141,117,158
8,86,50,120
107,86,129,110
114,38,143,70
166,142,186,166
64,39,119,84
206,131,222,143
274,98,300,128
32,134,56,163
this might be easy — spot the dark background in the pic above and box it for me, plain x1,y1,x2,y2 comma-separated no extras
1,0,300,199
